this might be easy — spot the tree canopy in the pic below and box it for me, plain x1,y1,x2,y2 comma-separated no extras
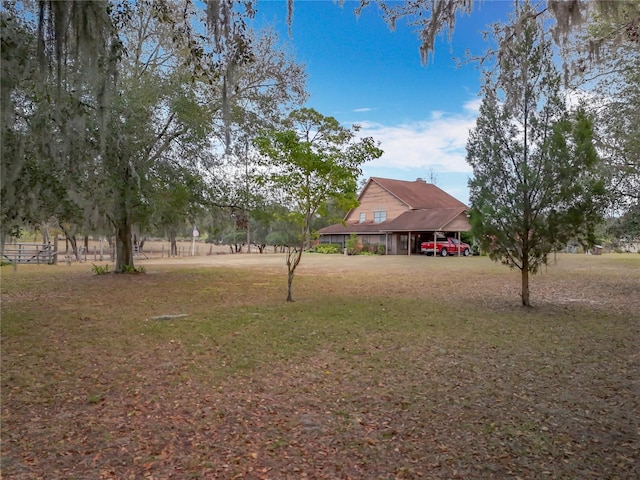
1,0,308,269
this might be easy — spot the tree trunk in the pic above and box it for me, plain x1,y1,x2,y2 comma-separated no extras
285,246,303,302
71,236,80,261
286,268,295,302
114,193,134,272
61,226,79,260
521,266,530,307
115,219,134,272
168,230,177,256
41,224,50,244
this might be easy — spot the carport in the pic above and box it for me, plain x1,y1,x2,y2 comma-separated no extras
380,208,471,256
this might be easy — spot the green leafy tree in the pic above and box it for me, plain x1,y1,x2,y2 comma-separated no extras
574,1,640,239
1,7,37,249
466,1,607,307
0,4,109,258
256,108,382,301
148,162,210,256
100,2,213,271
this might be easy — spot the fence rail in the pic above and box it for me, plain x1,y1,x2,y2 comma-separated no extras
1,243,57,265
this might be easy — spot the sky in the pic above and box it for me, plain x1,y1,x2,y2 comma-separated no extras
249,0,516,205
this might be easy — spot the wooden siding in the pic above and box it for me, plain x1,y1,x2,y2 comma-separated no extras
444,212,471,232
347,182,408,223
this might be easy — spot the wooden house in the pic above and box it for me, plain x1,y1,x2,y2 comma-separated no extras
318,177,471,255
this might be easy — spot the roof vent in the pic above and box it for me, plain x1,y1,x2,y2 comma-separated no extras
416,177,425,182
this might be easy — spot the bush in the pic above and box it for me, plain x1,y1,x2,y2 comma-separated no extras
376,244,386,255
345,234,359,255
313,243,341,254
91,264,110,275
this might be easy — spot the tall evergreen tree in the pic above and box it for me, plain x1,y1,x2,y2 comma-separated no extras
466,1,607,307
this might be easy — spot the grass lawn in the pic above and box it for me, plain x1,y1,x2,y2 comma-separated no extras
1,253,639,479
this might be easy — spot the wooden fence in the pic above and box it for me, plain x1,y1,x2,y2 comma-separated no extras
1,243,57,265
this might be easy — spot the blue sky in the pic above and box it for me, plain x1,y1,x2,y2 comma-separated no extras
250,0,515,205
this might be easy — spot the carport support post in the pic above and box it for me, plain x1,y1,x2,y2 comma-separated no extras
408,231,411,256
433,232,437,258
458,231,461,256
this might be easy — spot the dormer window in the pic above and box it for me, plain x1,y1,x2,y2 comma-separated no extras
374,211,386,223
359,212,366,223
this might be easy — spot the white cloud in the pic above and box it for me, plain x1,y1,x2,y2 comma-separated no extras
356,102,479,173
563,87,604,111
463,97,482,113
353,107,375,112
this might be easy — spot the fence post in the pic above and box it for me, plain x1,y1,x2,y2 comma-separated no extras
161,244,164,258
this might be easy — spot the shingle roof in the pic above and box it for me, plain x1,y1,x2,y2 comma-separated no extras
318,208,468,235
381,208,467,232
318,222,388,234
368,177,467,210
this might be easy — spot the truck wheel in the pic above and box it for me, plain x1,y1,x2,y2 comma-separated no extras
463,248,470,256
440,248,448,257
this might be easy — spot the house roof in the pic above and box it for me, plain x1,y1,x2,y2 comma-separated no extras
318,208,469,235
365,177,467,210
381,208,468,232
319,222,389,235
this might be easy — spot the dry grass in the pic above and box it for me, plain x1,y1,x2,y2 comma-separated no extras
1,253,639,479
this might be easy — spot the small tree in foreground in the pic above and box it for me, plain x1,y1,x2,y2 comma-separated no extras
256,108,382,302
467,1,607,307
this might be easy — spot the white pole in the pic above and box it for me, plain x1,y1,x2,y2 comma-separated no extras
191,225,199,256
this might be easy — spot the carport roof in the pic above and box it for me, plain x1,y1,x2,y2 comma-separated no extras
318,208,469,235
380,208,469,232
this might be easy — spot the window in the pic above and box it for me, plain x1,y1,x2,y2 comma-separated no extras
359,212,366,223
374,211,386,223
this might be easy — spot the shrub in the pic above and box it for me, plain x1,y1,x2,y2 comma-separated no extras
376,244,386,255
314,244,341,254
91,264,110,275
345,234,359,255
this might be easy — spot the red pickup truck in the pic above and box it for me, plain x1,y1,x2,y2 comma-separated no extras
420,237,471,257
